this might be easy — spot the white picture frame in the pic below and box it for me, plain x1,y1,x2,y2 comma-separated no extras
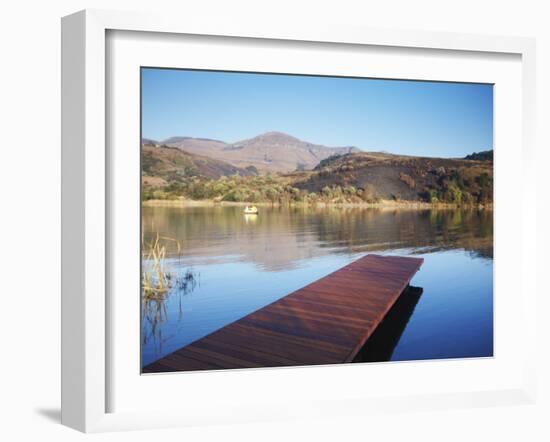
61,9,537,433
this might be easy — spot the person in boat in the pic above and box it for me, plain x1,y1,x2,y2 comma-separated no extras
244,205,259,214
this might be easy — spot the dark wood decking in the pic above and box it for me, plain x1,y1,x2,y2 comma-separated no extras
143,254,423,373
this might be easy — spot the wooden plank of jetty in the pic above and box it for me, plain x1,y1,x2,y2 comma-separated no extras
143,254,424,373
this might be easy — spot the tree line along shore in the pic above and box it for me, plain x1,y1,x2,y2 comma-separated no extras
142,174,493,209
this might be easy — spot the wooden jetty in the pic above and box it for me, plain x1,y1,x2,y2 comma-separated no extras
143,254,424,373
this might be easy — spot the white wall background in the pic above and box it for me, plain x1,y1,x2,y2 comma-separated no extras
0,0,548,441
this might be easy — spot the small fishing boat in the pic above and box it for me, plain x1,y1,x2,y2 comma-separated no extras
243,205,259,215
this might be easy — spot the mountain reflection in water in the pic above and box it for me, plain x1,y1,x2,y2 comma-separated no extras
141,206,493,367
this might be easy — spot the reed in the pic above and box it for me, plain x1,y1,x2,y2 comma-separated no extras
141,231,181,299
141,232,200,351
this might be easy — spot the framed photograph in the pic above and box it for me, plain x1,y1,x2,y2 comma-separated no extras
61,9,537,432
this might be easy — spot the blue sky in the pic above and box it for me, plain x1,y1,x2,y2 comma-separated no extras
141,68,493,158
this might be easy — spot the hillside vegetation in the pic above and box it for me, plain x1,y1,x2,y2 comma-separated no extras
292,152,493,205
142,135,493,207
142,144,255,190
464,150,493,161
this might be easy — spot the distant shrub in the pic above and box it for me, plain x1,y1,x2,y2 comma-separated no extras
315,154,343,170
222,189,245,202
358,184,378,203
399,172,416,189
464,150,493,161
245,165,259,175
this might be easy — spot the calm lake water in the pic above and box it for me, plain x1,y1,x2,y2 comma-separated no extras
141,205,493,367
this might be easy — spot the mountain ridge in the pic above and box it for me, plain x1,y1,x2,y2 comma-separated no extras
148,131,360,173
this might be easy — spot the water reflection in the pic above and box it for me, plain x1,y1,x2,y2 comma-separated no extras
142,206,493,270
141,206,493,367
243,213,258,224
141,268,199,359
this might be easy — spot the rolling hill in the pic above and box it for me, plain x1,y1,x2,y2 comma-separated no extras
290,151,493,204
141,143,254,188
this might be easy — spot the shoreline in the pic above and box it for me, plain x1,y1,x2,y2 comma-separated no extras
142,198,493,210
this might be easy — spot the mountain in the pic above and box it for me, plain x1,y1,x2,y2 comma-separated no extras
141,137,159,146
464,150,493,161
156,137,228,159
161,131,359,173
141,143,254,188
291,151,493,204
142,135,493,205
